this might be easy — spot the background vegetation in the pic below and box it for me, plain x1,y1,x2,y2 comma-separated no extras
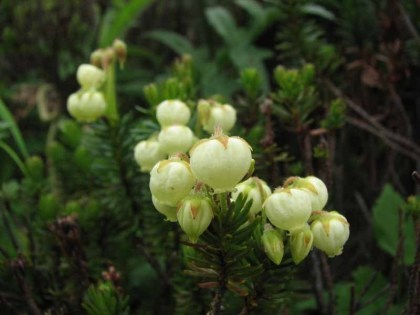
0,0,419,314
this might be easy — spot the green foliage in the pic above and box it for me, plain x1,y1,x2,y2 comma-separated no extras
321,98,346,130
83,283,130,315
99,0,155,47
0,0,418,313
0,98,28,159
372,184,416,265
272,63,318,127
334,266,404,315
205,1,279,90
240,68,263,100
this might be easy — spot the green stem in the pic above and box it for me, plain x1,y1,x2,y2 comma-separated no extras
45,121,62,198
219,192,228,216
105,62,119,123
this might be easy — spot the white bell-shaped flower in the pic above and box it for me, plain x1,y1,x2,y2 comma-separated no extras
311,211,350,257
76,64,105,89
156,100,191,127
149,157,196,206
231,177,271,217
263,188,312,231
158,125,195,155
67,90,106,123
189,130,252,192
152,195,177,222
134,138,166,173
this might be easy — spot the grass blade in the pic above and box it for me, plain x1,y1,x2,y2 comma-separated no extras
0,98,28,159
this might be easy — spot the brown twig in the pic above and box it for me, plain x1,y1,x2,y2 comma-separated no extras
346,117,419,162
412,171,420,186
10,256,42,315
320,253,335,315
397,2,420,42
137,238,170,286
326,81,420,160
359,284,390,309
310,251,326,314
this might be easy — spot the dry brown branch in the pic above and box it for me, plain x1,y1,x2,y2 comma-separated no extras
326,81,420,160
346,117,419,162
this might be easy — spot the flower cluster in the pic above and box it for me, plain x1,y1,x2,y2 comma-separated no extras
263,176,349,264
134,99,195,173
134,99,237,172
137,98,349,266
67,39,128,123
67,64,107,122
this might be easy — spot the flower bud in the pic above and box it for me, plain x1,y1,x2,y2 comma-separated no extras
102,48,115,69
38,193,59,220
63,201,81,216
58,119,82,149
189,131,252,192
90,49,104,68
311,211,350,257
113,39,127,68
26,156,44,181
261,224,284,265
46,141,66,162
149,157,196,206
264,188,312,231
144,84,159,107
177,195,213,243
289,224,313,264
134,138,166,172
158,125,195,155
231,177,271,217
76,64,105,89
74,146,93,172
198,100,236,134
67,91,106,123
156,100,191,127
152,195,177,222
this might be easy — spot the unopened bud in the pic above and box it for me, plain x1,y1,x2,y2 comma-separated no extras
38,193,59,220
177,195,213,243
90,49,105,68
261,224,284,265
102,48,115,69
26,156,44,181
144,84,160,107
74,146,93,172
289,224,313,264
113,39,127,68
